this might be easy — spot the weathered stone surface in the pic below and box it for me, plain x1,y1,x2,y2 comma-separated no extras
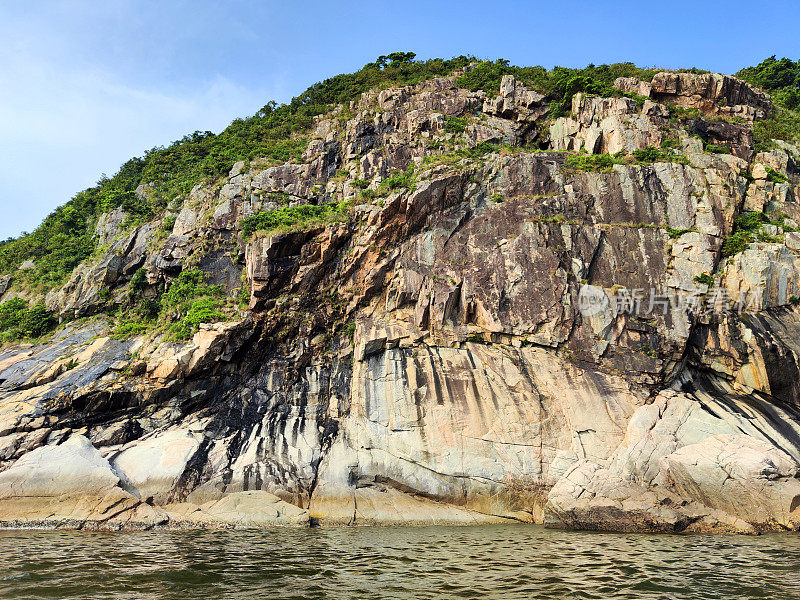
166,491,309,528
482,75,548,144
310,486,511,526
110,429,204,503
0,275,11,298
662,434,800,529
722,243,800,308
45,251,121,318
550,93,669,154
0,435,149,528
2,67,800,533
649,71,772,120
95,207,127,245
0,435,120,497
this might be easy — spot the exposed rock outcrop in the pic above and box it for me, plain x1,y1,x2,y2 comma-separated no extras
616,71,772,121
2,67,800,533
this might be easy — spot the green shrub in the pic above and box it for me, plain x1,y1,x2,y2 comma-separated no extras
167,297,225,340
345,321,356,344
722,230,754,257
461,141,499,158
111,321,152,340
382,168,415,190
694,273,714,287
705,143,730,154
766,167,789,183
351,178,369,189
565,153,625,172
113,268,227,341
736,56,800,109
660,138,680,150
241,202,348,238
0,298,27,331
666,227,692,239
161,213,177,232
752,107,800,151
721,210,793,255
668,105,703,121
16,303,55,337
456,59,517,95
790,295,800,305
759,232,782,243
128,268,147,300
734,211,768,232
444,116,467,134
135,297,161,320
160,269,227,340
111,294,161,340
238,270,251,308
0,299,57,341
632,146,673,163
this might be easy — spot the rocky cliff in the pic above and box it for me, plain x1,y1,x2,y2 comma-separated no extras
2,64,800,533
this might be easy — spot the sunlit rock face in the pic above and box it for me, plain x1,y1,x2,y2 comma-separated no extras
2,68,800,533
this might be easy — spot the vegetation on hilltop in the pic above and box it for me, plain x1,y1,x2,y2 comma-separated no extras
737,56,800,110
736,56,800,150
456,60,659,116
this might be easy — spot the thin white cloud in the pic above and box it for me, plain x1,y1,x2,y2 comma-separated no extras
0,54,286,239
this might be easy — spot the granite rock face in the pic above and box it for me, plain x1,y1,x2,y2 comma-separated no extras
2,67,800,532
616,71,772,121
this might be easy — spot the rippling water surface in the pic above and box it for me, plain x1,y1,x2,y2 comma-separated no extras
1,525,799,599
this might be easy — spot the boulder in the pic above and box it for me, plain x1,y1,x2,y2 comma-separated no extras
544,460,695,533
166,491,309,528
110,429,203,503
662,434,800,530
0,435,119,497
0,435,148,528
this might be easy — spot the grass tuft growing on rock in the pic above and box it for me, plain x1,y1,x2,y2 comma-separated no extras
666,227,693,239
721,211,788,257
241,202,351,239
564,147,686,172
766,167,789,183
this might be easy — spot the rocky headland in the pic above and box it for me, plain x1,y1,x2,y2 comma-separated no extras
2,56,800,533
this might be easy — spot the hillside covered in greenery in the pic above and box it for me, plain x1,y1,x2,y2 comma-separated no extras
736,56,800,150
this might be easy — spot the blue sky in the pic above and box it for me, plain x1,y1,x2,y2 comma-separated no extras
2,0,799,239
